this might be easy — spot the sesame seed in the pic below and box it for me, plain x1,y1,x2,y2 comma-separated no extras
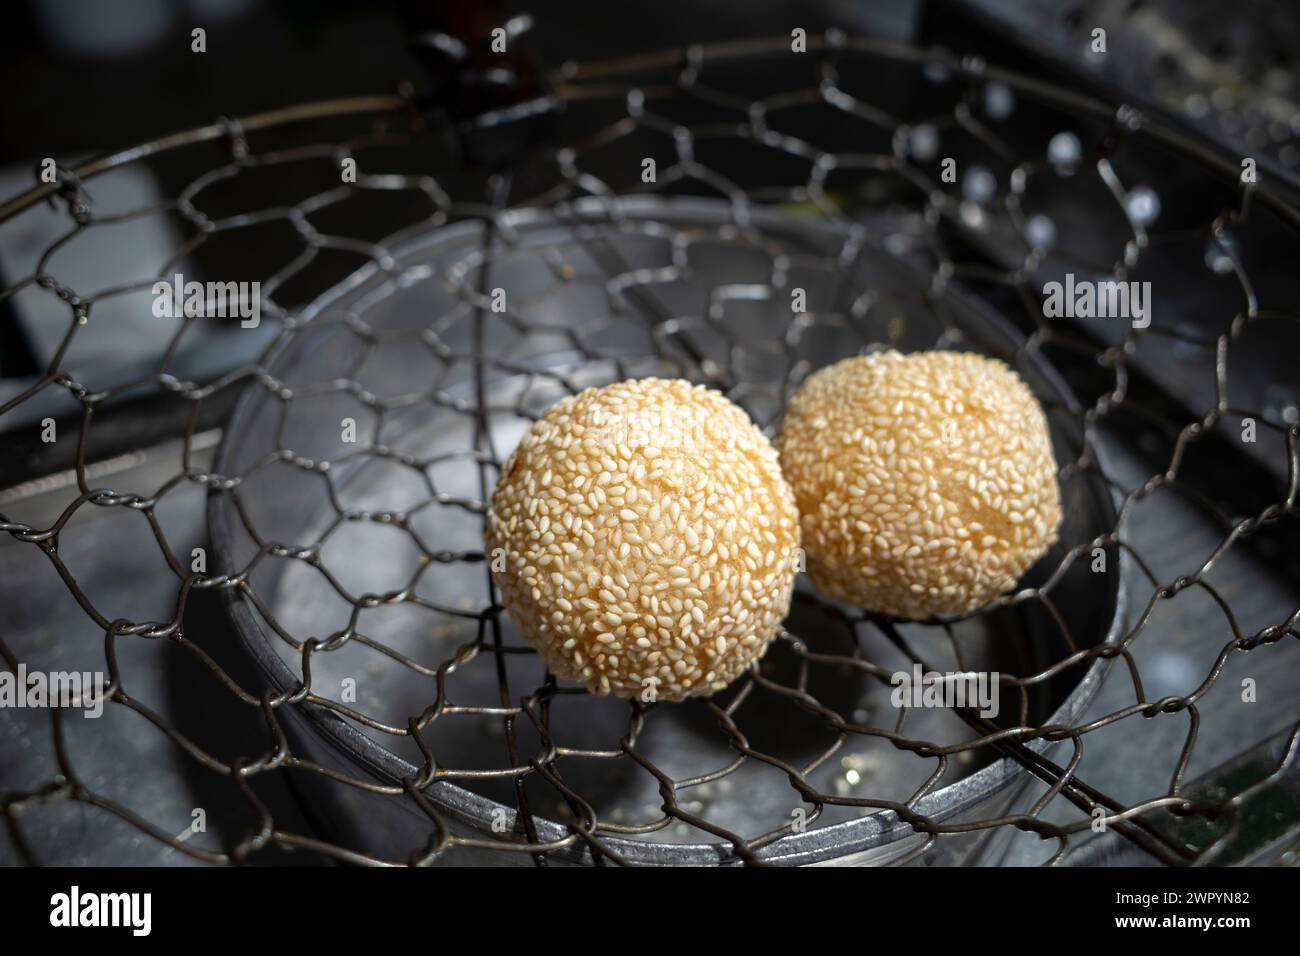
776,351,1061,619
487,377,799,701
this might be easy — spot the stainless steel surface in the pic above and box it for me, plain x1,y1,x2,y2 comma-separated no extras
209,197,1123,865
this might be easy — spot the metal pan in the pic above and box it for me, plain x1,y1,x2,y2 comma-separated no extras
210,196,1125,865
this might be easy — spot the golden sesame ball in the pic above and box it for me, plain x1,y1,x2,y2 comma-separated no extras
486,378,800,701
776,351,1062,620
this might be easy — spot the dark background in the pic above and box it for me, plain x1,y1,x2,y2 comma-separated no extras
3,0,1298,170
0,0,909,166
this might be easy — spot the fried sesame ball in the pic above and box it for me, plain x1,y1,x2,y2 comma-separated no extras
486,378,800,701
776,351,1062,620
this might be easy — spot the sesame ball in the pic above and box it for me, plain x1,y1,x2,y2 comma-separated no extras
776,351,1062,619
487,378,800,701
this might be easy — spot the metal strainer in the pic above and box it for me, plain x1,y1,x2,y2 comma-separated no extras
210,196,1123,865
2,32,1297,867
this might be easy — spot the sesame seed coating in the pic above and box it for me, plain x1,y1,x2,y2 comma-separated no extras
486,378,800,701
776,351,1062,619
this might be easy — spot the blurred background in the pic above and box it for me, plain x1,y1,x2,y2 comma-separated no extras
5,0,1300,443
4,0,1300,169
4,0,1300,458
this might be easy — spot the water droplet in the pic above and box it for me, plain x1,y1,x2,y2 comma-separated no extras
984,81,1015,120
1125,185,1161,226
1048,131,1083,173
907,123,939,161
1262,383,1300,426
962,165,996,203
1025,214,1056,249
1204,233,1239,274
959,201,987,229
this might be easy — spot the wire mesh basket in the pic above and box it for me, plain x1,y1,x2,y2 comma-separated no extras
2,32,1298,867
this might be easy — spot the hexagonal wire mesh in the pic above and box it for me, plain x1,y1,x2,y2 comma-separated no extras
1,33,1298,866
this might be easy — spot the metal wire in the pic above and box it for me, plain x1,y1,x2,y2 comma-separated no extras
1,33,1298,867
